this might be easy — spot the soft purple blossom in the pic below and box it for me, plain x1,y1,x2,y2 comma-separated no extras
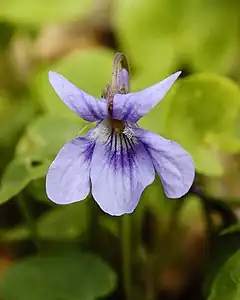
46,70,195,216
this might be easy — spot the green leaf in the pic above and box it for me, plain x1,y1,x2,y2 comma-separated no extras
190,7,239,74
0,225,29,242
0,0,92,26
203,228,240,298
27,178,49,203
0,252,116,300
3,113,91,206
37,202,89,240
0,158,50,205
114,0,178,75
114,0,238,74
179,195,203,228
164,74,240,175
207,249,240,300
194,147,224,176
0,22,15,50
221,223,240,236
204,133,240,154
204,154,240,201
0,99,36,147
99,216,119,238
16,114,84,159
32,48,114,118
0,202,89,241
142,176,171,221
166,74,240,143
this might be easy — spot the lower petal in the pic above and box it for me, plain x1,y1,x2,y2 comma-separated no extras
134,128,195,198
90,131,155,216
46,134,95,204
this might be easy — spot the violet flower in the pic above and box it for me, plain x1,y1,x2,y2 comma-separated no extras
46,53,195,216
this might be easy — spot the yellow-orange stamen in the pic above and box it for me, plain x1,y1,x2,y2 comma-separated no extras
110,119,125,133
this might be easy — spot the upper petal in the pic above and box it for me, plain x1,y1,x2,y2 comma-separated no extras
90,126,155,216
49,71,108,122
112,71,181,122
46,132,96,204
134,128,195,198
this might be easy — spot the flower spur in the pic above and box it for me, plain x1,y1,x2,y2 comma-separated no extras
46,53,195,216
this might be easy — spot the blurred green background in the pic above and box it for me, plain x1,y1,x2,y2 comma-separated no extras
0,0,240,300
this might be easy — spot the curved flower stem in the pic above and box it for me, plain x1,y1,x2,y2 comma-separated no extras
121,215,132,300
111,52,130,92
146,199,185,300
17,193,40,250
189,185,214,245
190,184,237,239
202,198,214,244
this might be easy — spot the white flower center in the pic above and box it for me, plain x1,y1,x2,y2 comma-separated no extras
91,118,134,143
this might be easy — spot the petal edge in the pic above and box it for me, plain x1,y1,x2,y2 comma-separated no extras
133,128,195,198
46,134,95,204
112,71,181,122
49,71,108,122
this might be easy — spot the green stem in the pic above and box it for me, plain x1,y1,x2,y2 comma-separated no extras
168,198,184,234
87,198,99,249
17,193,40,250
190,186,214,243
147,199,184,300
121,215,132,300
202,198,213,246
145,254,156,300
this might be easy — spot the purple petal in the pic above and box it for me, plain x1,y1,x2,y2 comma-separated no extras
49,71,108,122
133,128,195,198
90,128,155,216
46,133,95,204
112,71,181,122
